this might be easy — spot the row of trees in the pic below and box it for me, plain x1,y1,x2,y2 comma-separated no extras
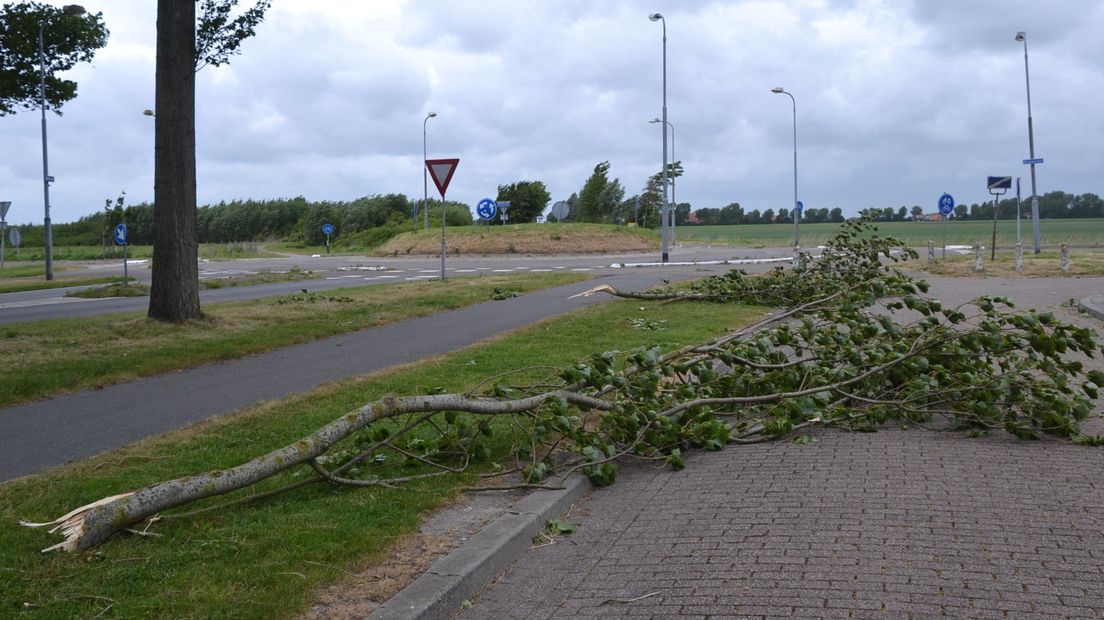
692,203,846,226
40,194,474,248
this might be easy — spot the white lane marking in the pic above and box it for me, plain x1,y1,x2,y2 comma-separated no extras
492,269,514,273
570,268,593,272
454,269,478,273
0,297,118,309
531,269,553,272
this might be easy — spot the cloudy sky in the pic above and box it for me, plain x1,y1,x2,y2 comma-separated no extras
2,0,1102,226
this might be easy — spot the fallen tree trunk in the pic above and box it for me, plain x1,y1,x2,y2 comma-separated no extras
22,217,1103,553
21,391,609,552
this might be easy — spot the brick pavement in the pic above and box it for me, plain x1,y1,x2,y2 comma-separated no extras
458,275,1104,619
461,428,1104,619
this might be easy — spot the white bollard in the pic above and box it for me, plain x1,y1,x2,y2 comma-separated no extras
1015,242,1023,272
1061,243,1070,272
974,243,984,272
927,240,934,264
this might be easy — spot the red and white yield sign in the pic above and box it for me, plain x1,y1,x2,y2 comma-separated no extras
425,158,460,197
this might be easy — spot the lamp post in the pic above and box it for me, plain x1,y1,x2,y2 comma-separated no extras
1015,31,1041,255
38,4,87,281
771,87,798,248
649,12,669,263
423,112,437,230
650,117,676,243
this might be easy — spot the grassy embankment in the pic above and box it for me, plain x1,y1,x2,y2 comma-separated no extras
677,218,1104,248
1,287,764,619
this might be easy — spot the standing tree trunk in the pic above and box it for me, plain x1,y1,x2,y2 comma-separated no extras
148,0,200,322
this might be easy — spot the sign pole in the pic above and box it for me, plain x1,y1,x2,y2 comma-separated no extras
986,177,1011,262
113,222,128,286
424,158,460,282
937,193,954,260
1015,177,1022,245
942,218,946,260
0,201,8,269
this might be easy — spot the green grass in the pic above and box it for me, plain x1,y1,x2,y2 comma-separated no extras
64,281,148,298
909,248,1104,277
0,275,129,294
678,218,1104,248
0,296,765,619
0,273,585,407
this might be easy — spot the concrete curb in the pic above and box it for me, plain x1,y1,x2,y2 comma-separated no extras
1080,295,1104,321
367,474,593,620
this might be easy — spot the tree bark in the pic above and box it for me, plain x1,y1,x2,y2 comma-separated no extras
148,0,201,322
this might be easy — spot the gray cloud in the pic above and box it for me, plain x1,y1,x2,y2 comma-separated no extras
1,0,1099,228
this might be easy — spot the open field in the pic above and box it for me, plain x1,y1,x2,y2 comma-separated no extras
677,219,1104,248
0,295,763,619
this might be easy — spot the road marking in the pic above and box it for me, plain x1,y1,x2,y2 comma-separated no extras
571,268,593,272
418,270,437,274
531,269,553,272
0,297,117,309
492,269,514,273
454,269,478,273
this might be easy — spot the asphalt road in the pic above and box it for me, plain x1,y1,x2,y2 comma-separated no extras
0,246,790,325
0,261,748,482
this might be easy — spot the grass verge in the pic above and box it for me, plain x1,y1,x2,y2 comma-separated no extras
0,296,765,619
0,273,584,407
909,249,1104,277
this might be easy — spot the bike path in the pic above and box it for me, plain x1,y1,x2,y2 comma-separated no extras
0,268,715,482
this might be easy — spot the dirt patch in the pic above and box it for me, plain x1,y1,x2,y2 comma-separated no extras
376,225,658,256
299,488,527,619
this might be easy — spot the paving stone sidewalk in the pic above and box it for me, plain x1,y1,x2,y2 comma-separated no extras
461,427,1104,619
457,275,1104,619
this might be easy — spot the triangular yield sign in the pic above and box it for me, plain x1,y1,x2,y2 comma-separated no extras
425,158,460,197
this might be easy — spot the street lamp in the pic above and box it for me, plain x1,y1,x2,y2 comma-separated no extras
649,12,669,263
650,117,676,243
1015,31,1041,254
771,87,799,248
38,4,87,281
423,112,437,230
143,109,155,117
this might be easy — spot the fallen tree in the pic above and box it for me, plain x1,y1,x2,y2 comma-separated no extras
22,218,1103,552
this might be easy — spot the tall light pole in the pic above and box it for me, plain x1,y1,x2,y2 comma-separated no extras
38,5,87,281
1015,31,1041,255
771,87,798,248
650,117,676,243
422,112,437,230
649,12,669,263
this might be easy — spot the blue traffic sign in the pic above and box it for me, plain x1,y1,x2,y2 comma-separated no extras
1023,158,1044,165
476,198,498,222
321,223,334,236
795,200,804,214
938,193,955,216
113,223,127,245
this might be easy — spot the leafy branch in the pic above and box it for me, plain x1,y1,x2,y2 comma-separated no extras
21,217,1102,552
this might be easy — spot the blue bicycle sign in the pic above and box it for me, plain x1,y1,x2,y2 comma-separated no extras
938,193,955,216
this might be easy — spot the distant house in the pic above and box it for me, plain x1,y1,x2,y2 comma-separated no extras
913,213,944,222
685,211,701,225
